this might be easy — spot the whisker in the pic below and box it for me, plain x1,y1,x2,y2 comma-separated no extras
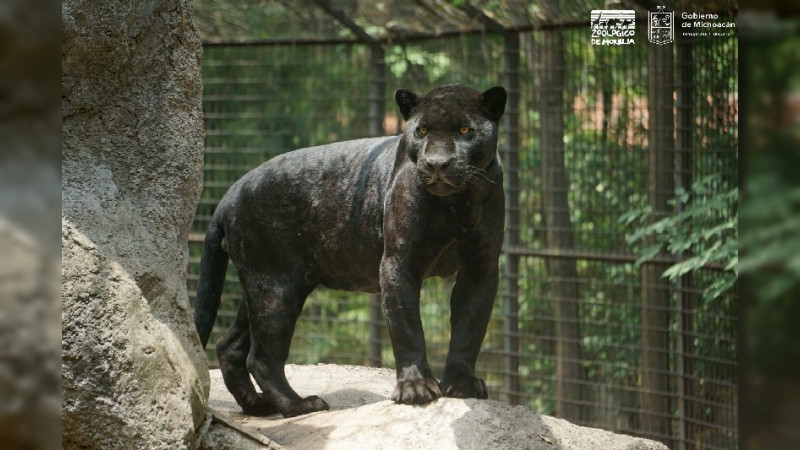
467,166,497,185
469,174,491,186
469,165,494,178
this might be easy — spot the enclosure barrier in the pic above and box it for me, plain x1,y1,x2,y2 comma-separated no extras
188,3,738,449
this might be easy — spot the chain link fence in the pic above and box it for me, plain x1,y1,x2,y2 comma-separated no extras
188,3,738,448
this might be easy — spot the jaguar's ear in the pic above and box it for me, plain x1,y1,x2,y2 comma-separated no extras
395,89,418,121
481,86,507,122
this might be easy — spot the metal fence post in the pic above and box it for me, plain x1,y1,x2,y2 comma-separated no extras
449,4,522,402
503,30,522,406
369,44,386,138
314,0,387,368
641,36,676,446
368,43,386,367
675,31,695,450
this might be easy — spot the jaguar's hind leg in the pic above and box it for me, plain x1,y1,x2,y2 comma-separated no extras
216,300,277,416
241,271,329,418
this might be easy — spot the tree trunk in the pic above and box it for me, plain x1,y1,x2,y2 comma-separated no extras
538,2,585,421
640,41,675,445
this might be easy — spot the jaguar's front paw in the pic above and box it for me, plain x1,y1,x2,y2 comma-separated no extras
440,375,488,399
391,365,441,404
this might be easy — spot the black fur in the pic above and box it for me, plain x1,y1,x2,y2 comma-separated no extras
194,84,507,417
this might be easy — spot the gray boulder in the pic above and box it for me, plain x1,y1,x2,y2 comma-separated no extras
0,0,61,448
210,365,669,450
0,218,60,449
61,0,208,448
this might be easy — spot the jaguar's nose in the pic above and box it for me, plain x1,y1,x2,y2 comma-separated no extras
421,155,454,174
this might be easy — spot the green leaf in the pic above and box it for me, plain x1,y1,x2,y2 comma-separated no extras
634,244,663,268
624,173,738,303
704,275,737,302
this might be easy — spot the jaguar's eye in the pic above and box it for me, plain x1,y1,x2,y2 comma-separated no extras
459,126,471,135
417,126,428,136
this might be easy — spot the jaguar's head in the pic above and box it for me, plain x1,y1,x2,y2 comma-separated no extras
395,84,507,197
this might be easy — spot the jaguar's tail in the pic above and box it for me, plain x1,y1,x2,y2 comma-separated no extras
194,216,229,348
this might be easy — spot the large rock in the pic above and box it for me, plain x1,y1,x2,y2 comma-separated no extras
0,0,61,448
61,0,208,448
210,365,669,450
0,219,60,449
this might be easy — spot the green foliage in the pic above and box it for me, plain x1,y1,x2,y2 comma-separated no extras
620,174,738,301
291,289,374,365
386,46,452,81
739,175,800,303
